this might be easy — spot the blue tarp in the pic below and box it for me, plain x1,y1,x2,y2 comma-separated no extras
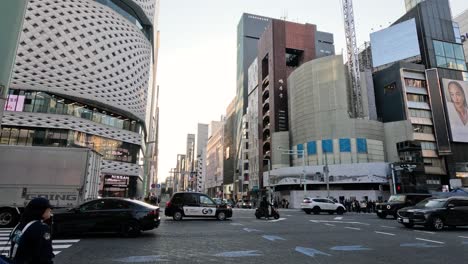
431,188,468,197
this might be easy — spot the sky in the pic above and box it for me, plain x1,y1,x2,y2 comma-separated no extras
156,0,468,182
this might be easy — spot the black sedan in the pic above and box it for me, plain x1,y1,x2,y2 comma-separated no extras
52,198,160,237
397,196,468,231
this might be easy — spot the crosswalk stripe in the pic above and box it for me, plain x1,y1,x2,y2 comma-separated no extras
53,239,80,243
0,231,11,233
52,244,72,249
53,251,62,255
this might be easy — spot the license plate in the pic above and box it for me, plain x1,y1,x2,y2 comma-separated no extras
403,218,410,223
378,210,382,213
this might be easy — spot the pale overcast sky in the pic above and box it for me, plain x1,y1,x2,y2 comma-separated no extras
156,0,468,182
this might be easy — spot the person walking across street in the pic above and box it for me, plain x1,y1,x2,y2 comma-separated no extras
9,197,55,264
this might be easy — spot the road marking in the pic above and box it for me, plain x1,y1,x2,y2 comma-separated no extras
113,255,169,262
416,238,445,244
345,227,361,231
324,224,335,227
285,215,292,217
214,250,262,257
310,220,369,225
262,235,286,241
458,236,468,239
400,243,442,248
334,217,343,220
52,244,72,249
380,225,396,229
0,231,11,233
414,230,435,235
330,245,371,251
53,239,80,243
375,231,395,236
230,223,244,226
295,246,331,257
243,228,260,232
266,218,287,223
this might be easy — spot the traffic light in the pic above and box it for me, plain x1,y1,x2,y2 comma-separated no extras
396,184,402,193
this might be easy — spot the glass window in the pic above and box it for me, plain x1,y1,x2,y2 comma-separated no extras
0,128,11,145
436,56,447,68
443,42,455,58
413,125,434,134
453,44,465,60
32,129,46,146
17,129,29,146
8,128,19,145
56,99,65,115
433,41,445,57
48,96,57,114
407,94,428,103
200,196,215,205
297,144,304,158
456,60,467,71
446,57,457,69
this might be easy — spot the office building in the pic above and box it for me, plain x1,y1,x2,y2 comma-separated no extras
205,120,224,197
372,0,468,190
257,19,334,187
195,123,208,193
454,9,468,64
0,0,159,197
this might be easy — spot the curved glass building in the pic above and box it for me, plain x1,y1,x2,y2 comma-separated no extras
1,0,158,197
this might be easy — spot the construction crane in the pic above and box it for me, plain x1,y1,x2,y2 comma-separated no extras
341,0,364,118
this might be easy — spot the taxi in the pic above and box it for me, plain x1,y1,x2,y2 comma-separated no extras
165,192,233,221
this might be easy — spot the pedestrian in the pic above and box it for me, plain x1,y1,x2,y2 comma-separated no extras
285,199,289,209
9,197,54,264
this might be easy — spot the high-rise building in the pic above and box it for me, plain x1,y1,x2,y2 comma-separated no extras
405,0,425,11
185,134,196,191
372,0,468,191
247,59,260,194
454,9,468,64
0,0,159,197
223,99,236,199
175,154,186,192
195,123,208,193
205,120,224,197
257,19,334,187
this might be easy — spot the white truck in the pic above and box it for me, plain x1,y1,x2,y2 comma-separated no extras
0,145,102,227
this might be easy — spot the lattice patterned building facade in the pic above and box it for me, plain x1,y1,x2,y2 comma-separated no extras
1,0,158,197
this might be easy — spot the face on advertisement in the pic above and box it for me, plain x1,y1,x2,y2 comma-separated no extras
448,81,468,125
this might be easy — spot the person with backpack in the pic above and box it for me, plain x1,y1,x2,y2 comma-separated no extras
9,197,54,264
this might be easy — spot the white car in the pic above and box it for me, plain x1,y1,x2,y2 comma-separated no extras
301,197,346,215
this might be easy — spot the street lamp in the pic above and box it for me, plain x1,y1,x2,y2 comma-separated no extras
278,147,306,197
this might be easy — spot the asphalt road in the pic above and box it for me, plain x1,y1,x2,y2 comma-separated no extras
40,209,468,263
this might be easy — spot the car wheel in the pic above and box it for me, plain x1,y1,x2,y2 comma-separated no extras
273,213,280,220
403,223,414,228
312,207,321,215
217,212,226,221
0,209,18,228
173,211,183,221
336,207,344,215
121,221,141,237
429,217,444,231
304,209,312,215
377,213,386,219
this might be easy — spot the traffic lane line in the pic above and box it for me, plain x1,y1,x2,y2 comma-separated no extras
415,238,445,244
459,236,468,239
413,230,435,235
380,225,397,229
375,231,395,236
344,227,361,231
324,224,336,227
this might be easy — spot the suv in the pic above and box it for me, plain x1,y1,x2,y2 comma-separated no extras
397,196,468,230
376,193,431,219
301,197,346,215
165,192,233,221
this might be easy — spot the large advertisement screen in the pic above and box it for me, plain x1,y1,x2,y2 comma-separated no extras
370,18,421,68
442,79,468,142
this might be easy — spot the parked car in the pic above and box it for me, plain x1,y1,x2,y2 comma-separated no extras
376,193,432,219
301,197,346,215
52,198,160,237
397,196,468,231
165,192,232,221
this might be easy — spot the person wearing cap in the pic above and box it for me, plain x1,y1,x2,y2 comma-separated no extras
9,197,54,264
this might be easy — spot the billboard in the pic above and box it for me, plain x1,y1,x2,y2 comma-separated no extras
3,95,25,111
370,18,421,68
442,79,468,142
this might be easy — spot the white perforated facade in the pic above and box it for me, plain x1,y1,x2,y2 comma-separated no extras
10,0,153,121
1,0,157,197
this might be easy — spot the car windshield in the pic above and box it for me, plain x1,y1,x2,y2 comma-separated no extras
388,195,406,203
415,199,447,208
